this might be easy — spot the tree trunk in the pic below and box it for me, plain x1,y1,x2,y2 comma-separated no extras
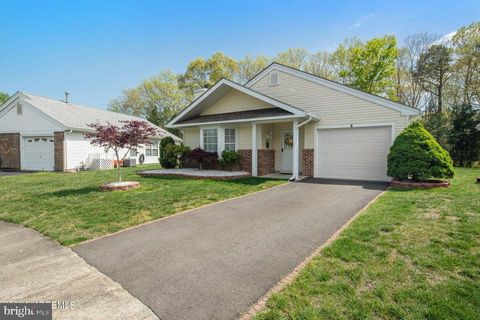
115,151,122,182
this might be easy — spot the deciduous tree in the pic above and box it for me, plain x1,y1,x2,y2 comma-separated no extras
0,92,9,104
332,35,398,96
86,120,157,182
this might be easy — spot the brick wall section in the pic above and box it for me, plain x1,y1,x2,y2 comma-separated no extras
238,149,252,174
257,149,275,176
301,149,314,177
54,132,65,172
0,133,20,169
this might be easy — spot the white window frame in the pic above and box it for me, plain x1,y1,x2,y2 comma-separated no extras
200,125,239,156
145,140,159,157
201,128,219,153
270,71,279,86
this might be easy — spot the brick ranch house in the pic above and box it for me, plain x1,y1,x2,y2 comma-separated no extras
0,92,180,171
167,63,420,182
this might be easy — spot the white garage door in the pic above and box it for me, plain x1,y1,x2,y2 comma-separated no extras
316,126,391,181
23,136,55,171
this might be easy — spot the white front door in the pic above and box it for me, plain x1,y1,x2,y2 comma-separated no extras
23,136,55,171
281,130,293,173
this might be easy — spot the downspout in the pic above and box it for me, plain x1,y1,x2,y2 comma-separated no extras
289,114,315,181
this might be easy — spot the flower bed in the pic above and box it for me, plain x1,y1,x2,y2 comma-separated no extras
390,179,450,189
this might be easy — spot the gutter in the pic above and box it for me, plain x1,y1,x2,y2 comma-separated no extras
289,114,316,181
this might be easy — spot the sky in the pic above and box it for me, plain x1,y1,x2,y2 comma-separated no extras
1,0,479,109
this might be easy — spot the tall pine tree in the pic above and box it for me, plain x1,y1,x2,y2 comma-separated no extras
448,103,480,166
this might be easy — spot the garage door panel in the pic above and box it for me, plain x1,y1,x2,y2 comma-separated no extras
23,136,55,171
316,126,391,181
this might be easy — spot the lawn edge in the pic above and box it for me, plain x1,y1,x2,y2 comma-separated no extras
239,189,388,320
72,180,290,248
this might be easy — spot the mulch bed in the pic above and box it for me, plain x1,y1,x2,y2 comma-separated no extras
390,179,450,189
100,181,140,191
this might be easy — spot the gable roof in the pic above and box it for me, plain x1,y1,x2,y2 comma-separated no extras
167,78,315,127
245,63,420,116
0,92,181,141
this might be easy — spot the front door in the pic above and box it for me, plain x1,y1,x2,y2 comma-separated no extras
281,130,293,173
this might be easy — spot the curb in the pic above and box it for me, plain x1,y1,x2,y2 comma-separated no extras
239,189,387,320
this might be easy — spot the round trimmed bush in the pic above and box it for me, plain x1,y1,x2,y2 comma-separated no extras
387,121,454,181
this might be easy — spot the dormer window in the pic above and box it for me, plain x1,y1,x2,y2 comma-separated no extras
16,103,22,115
270,71,279,86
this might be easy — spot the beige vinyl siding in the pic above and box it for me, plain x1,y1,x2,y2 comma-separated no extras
200,89,273,116
183,127,200,149
238,124,252,149
250,70,411,146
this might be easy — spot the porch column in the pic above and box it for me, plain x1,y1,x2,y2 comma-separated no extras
292,119,299,180
251,122,258,176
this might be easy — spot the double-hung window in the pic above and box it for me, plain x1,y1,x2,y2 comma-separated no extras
224,128,236,151
202,129,218,152
145,141,159,157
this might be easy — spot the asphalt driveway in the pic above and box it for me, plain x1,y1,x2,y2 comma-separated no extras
74,179,387,320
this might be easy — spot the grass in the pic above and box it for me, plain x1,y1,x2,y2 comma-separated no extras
0,165,286,246
255,167,480,320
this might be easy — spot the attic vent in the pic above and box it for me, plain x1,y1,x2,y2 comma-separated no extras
16,103,22,115
270,72,279,86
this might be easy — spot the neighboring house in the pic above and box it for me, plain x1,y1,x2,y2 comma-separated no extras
0,92,181,171
168,63,420,181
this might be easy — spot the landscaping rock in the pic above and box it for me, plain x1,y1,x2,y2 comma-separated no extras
390,179,450,189
100,181,140,191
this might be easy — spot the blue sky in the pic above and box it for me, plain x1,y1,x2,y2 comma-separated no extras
1,0,479,108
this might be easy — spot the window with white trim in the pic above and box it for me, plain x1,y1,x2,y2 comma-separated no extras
130,147,138,157
224,128,236,151
145,141,159,157
202,129,218,152
270,71,279,86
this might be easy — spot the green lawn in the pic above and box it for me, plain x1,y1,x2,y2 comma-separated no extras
255,168,480,320
0,165,285,246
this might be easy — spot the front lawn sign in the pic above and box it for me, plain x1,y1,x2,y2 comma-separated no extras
387,121,454,188
86,120,157,190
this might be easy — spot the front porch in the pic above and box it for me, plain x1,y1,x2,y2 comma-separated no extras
227,119,316,180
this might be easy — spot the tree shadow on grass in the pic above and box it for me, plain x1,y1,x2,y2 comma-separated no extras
45,187,101,197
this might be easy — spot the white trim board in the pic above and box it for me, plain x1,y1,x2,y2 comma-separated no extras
167,78,310,128
246,63,420,116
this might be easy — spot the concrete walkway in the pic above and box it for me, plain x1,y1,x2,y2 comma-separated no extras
75,179,387,320
0,221,158,320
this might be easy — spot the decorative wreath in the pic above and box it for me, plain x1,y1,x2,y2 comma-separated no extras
139,154,145,164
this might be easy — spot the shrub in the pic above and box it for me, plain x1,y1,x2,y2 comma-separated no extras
220,150,242,170
188,148,218,170
177,144,191,168
387,121,454,181
159,144,191,169
159,137,176,168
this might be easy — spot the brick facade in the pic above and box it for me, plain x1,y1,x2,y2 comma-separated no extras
54,132,65,172
301,149,314,177
238,149,252,173
0,133,21,169
257,149,275,176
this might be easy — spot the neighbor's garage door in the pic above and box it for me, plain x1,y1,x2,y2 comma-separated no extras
316,126,391,181
23,136,55,171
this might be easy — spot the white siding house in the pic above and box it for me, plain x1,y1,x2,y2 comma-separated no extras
0,92,180,171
